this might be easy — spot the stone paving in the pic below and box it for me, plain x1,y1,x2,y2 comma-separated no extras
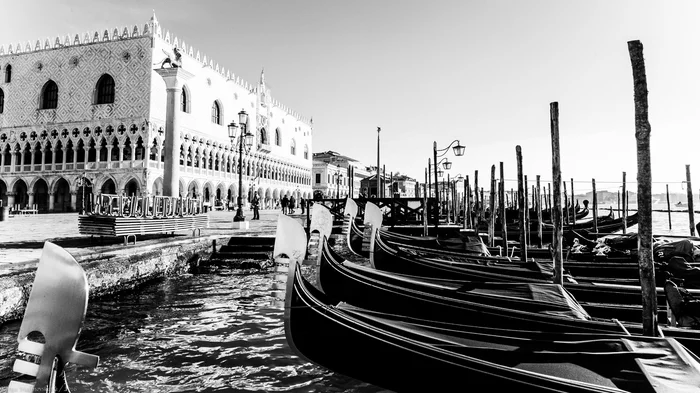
0,208,309,272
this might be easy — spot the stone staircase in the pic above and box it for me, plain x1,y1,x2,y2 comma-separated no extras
205,236,275,268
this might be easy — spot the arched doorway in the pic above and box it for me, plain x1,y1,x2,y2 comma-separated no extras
188,182,198,199
101,178,116,194
152,178,163,196
0,180,7,207
76,177,93,214
13,179,28,208
33,178,49,213
54,178,71,212
124,179,139,197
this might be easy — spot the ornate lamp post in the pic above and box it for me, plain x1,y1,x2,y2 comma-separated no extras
433,140,465,228
334,172,343,199
77,172,88,215
228,110,254,228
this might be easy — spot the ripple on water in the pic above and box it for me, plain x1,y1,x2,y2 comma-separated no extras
0,270,388,392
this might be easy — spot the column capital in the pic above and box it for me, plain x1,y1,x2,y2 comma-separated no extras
154,68,195,90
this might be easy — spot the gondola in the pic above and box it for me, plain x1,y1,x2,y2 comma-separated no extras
284,250,700,392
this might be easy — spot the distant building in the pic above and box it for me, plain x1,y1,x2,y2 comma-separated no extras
312,151,371,199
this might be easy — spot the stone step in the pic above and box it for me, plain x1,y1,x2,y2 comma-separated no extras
213,250,272,261
219,244,273,253
226,236,275,246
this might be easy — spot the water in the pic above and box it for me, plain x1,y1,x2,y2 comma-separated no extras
0,209,696,392
0,269,386,392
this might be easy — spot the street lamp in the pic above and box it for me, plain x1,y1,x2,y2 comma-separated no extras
334,172,343,199
433,140,465,228
77,173,88,215
228,109,254,227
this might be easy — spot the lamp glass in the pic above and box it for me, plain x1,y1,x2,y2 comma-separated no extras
443,161,452,170
228,122,238,139
438,170,444,177
453,143,465,156
238,110,249,125
245,132,254,148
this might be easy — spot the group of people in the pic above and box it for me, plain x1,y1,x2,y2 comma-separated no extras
280,195,306,215
249,193,307,220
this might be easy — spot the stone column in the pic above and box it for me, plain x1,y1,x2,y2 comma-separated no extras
7,192,15,209
62,147,67,168
0,149,4,168
49,193,55,212
107,146,112,168
28,192,35,208
155,68,193,197
70,191,77,212
41,148,46,170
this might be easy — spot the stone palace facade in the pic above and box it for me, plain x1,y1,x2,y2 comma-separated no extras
0,13,313,212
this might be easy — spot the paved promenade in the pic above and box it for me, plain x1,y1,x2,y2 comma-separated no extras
0,208,306,272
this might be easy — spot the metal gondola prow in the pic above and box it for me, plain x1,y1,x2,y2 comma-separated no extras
8,242,99,393
270,213,309,308
363,202,383,269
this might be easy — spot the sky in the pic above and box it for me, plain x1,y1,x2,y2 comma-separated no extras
3,0,700,195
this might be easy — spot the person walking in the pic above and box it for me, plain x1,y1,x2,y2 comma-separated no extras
252,192,260,220
300,197,306,214
281,195,289,215
289,195,296,214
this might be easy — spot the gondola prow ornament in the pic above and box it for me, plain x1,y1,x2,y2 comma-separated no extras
8,242,99,393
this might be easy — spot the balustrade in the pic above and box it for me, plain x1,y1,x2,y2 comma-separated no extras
91,194,204,218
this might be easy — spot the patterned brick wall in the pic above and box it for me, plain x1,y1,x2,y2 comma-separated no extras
0,36,152,128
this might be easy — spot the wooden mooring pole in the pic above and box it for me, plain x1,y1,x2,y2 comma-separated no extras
524,175,530,248
550,102,563,286
592,179,598,234
666,184,672,230
628,39,657,336
489,165,496,247
571,178,576,227
622,172,627,234
474,170,480,228
516,146,527,261
500,162,508,254
465,175,471,229
536,175,543,248
563,181,569,225
686,165,695,236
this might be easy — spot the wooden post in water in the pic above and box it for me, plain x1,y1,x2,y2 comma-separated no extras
617,190,620,219
446,173,451,224
622,172,627,234
563,181,569,225
536,175,544,248
550,102,564,286
524,175,530,248
424,169,429,235
489,165,496,247
480,187,485,225
516,146,527,261
474,170,480,228
571,179,576,227
592,179,598,234
427,159,431,198
686,165,695,236
666,184,672,230
465,175,471,229
500,162,508,254
547,183,551,214
628,39,657,337
463,176,469,230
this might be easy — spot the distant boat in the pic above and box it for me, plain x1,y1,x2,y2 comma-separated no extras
676,201,688,208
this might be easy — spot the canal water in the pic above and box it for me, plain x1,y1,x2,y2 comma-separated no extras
0,209,697,392
0,269,387,392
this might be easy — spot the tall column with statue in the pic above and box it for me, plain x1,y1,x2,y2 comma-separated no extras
155,54,192,197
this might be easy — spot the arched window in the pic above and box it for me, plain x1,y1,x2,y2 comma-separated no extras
211,101,221,125
0,88,4,114
259,128,267,144
290,139,296,155
40,80,58,109
304,144,309,159
275,128,281,146
180,85,190,113
4,65,11,83
95,74,115,104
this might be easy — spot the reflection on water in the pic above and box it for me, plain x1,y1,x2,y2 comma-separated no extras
0,270,386,392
